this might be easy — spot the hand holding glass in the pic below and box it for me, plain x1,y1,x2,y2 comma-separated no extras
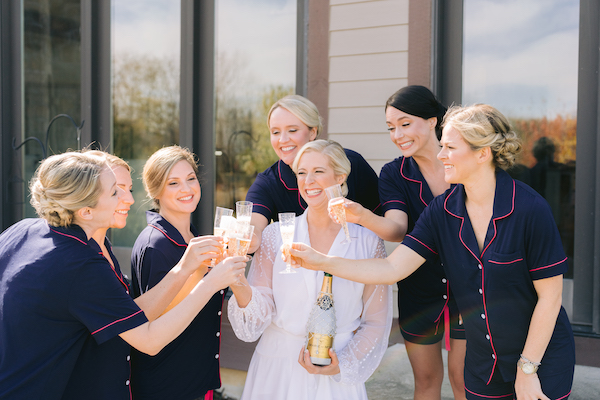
227,220,254,285
325,184,351,244
212,207,234,267
278,212,297,274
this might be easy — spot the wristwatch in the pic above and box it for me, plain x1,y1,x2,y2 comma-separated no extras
517,354,541,374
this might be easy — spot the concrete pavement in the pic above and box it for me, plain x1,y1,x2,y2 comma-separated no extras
219,343,600,399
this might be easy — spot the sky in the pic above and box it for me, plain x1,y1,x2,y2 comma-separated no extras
112,0,297,95
462,0,580,119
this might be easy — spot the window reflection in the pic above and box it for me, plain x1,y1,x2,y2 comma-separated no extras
23,0,81,218
215,0,297,208
463,0,579,278
111,0,180,247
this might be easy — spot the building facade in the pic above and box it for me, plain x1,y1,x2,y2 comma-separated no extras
1,0,598,365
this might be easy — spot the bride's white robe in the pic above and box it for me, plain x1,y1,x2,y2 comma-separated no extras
228,212,392,400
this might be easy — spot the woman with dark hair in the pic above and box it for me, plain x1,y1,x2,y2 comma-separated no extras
246,94,380,254
332,85,466,399
292,104,576,400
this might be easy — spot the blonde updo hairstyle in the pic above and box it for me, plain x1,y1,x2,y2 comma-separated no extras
443,104,522,170
84,149,131,173
292,139,351,197
142,145,199,210
267,95,323,137
29,152,109,227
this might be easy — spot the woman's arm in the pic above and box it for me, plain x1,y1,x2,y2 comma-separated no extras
133,236,222,320
119,255,247,355
228,224,278,342
514,275,563,400
248,212,269,254
333,200,408,242
290,241,425,285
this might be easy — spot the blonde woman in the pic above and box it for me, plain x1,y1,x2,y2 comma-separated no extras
229,140,392,400
0,152,245,400
130,146,235,400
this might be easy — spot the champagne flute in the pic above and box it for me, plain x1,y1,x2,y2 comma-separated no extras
278,212,297,274
227,220,254,285
325,184,351,244
212,207,234,267
236,201,253,227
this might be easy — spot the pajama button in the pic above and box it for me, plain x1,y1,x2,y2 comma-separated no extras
441,278,447,283
481,314,485,319
442,295,447,299
220,290,224,294
486,334,490,340
218,311,222,315
126,355,130,361
479,288,483,294
126,380,130,386
492,354,495,359
216,332,220,337
478,264,482,269
215,354,220,359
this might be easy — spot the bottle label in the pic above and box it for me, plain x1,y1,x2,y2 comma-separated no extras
307,332,333,360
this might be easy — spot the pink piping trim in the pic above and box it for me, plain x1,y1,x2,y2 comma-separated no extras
464,386,513,399
253,203,271,213
91,310,145,335
277,160,306,211
49,228,88,245
488,258,523,265
405,234,438,255
556,391,572,400
399,158,428,207
382,199,407,207
149,225,187,247
529,257,568,272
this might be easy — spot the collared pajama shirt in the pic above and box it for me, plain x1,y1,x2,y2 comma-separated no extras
379,156,463,343
130,211,224,400
402,169,575,383
0,219,148,400
246,148,381,222
62,237,137,400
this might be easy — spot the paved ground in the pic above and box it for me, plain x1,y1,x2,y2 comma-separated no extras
219,343,600,399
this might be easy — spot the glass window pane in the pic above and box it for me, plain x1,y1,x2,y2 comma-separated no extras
22,0,81,218
111,0,181,247
463,0,579,279
214,0,297,208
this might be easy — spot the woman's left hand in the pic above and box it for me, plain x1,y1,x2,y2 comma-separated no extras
514,370,549,400
298,348,340,376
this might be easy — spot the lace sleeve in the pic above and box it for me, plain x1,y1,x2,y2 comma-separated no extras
335,238,393,385
227,224,278,342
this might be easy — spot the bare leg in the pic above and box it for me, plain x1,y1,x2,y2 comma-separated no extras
447,338,467,400
405,340,444,400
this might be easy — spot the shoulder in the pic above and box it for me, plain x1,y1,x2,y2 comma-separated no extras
344,148,371,167
380,157,404,177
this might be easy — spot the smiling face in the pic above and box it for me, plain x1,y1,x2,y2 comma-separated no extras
87,166,121,230
269,107,318,166
155,159,201,219
385,106,437,158
111,165,134,229
437,125,482,184
296,151,345,210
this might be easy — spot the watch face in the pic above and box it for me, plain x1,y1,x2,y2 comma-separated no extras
522,363,535,374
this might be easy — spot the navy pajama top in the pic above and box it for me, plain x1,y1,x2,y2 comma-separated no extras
402,169,575,383
246,148,380,221
0,219,148,400
379,157,460,338
130,211,224,400
62,237,136,400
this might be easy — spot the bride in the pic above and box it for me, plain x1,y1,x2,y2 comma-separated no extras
228,140,392,400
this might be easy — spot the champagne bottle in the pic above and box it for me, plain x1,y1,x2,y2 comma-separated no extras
306,273,336,365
